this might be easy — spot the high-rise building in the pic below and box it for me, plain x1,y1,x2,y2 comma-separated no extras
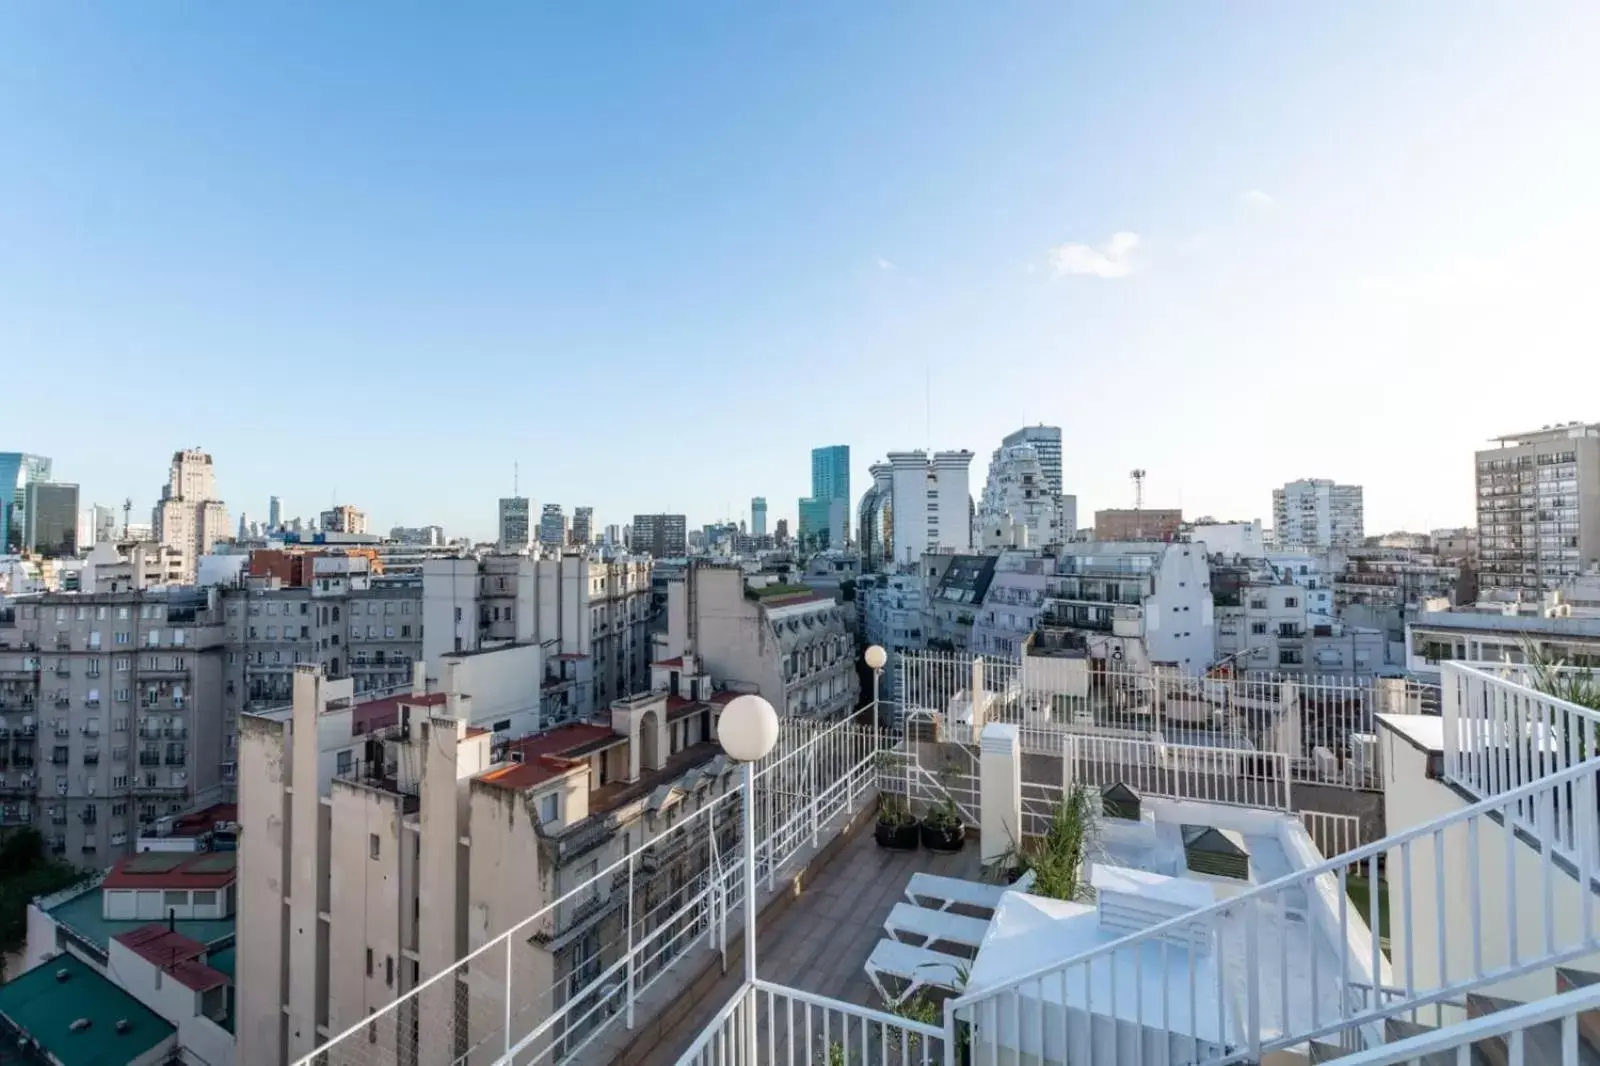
498,496,533,550
630,513,687,557
23,481,79,556
319,505,368,536
572,506,594,547
0,452,52,553
539,503,568,546
1001,425,1063,496
238,513,251,541
751,497,768,538
1272,478,1365,550
774,518,789,545
91,503,118,546
874,449,975,566
1476,422,1600,592
604,523,622,546
268,495,282,530
152,449,229,582
978,443,1063,549
799,446,851,549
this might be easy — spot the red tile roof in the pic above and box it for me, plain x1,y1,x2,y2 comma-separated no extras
103,851,238,890
351,691,448,735
652,656,686,668
113,925,228,990
477,723,617,792
762,591,833,607
115,925,206,966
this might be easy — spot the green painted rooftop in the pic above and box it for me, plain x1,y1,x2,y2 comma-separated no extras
47,888,235,954
0,954,174,1066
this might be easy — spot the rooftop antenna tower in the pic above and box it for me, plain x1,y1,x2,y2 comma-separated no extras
513,461,520,496
122,498,132,538
1130,469,1146,511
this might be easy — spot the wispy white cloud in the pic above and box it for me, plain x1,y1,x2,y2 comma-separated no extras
1048,231,1140,279
1238,189,1278,214
876,257,896,271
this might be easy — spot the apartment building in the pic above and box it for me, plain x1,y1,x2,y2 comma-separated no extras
1093,508,1184,542
237,656,741,1066
969,551,1051,659
1040,541,1215,673
421,552,653,718
1475,421,1600,592
979,442,1063,549
1213,576,1385,675
1188,519,1265,560
1000,424,1063,496
1333,545,1461,610
0,589,227,861
875,449,974,566
1271,478,1365,550
630,513,687,558
659,563,859,718
153,449,230,583
318,504,367,535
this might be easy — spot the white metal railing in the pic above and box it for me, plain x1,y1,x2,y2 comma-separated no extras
1298,809,1363,862
676,980,948,1065
291,712,889,1066
1443,660,1600,861
1330,979,1600,1066
891,731,1293,816
942,752,1600,1065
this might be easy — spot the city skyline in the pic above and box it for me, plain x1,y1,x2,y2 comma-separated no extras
4,6,1597,538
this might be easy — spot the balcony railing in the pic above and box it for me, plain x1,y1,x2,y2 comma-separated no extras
674,980,947,1065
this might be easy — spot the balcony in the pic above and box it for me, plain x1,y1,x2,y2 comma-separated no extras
82,751,100,766
0,781,36,797
549,813,620,866
530,889,625,950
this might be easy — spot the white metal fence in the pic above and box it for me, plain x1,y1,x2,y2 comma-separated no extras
292,714,888,1066
675,980,948,1066
1443,660,1600,862
943,749,1600,1065
895,649,1433,781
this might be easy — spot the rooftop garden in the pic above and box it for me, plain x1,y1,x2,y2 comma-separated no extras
745,583,815,600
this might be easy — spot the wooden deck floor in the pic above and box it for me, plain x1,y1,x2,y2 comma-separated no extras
637,828,984,1065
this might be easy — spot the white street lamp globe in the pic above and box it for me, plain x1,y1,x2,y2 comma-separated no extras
718,694,780,763
864,644,888,671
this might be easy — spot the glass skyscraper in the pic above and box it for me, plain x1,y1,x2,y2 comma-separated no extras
799,445,850,549
0,452,52,554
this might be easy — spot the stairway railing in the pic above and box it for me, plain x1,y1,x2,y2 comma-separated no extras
941,752,1600,1066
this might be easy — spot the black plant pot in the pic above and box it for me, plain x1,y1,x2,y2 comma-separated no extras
875,820,920,851
920,821,966,853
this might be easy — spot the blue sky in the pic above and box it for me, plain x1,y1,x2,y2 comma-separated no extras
3,4,1597,539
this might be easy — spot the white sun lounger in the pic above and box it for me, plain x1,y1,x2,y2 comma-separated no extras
904,869,1036,913
883,902,989,952
864,937,969,1007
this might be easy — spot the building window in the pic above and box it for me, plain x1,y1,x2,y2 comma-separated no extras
1284,597,1298,609
539,792,560,823
369,833,381,860
337,750,353,776
163,890,186,908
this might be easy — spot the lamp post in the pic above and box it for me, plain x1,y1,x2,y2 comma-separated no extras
718,692,780,1049
864,644,887,743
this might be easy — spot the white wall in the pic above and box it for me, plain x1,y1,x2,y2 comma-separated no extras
440,643,544,736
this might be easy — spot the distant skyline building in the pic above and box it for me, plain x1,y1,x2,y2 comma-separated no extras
90,503,117,546
268,495,282,530
1272,478,1365,551
23,481,79,557
1001,425,1063,496
604,523,621,546
539,503,569,546
751,496,767,538
498,496,533,550
774,517,789,545
883,450,974,564
0,451,52,554
152,448,228,582
572,506,594,547
319,504,368,536
799,444,851,549
630,513,687,557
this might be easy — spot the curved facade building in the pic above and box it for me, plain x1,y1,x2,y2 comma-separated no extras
857,463,893,571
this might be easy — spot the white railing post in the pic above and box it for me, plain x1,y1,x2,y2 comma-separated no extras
625,852,636,1029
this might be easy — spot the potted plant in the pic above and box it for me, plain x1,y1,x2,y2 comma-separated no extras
875,791,920,851
919,794,966,852
987,783,1097,899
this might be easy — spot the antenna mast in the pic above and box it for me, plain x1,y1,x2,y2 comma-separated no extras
1130,469,1146,511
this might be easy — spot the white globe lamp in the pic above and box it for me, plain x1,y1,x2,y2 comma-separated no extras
719,692,780,1007
718,694,779,763
864,644,887,671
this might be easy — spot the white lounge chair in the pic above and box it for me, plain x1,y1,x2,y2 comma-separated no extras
883,902,989,952
904,869,1036,913
864,937,968,1007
